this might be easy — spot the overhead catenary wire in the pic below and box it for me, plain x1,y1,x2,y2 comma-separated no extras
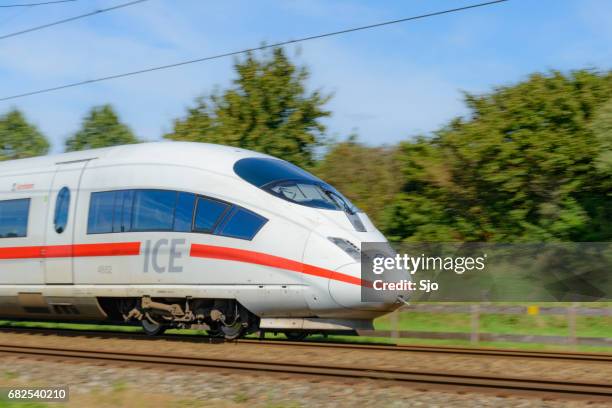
0,0,510,102
0,0,148,40
0,0,77,7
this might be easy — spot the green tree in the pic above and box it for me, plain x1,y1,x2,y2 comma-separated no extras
314,137,399,226
165,47,331,167
383,70,612,242
586,97,612,239
65,104,139,152
0,109,49,160
590,98,612,174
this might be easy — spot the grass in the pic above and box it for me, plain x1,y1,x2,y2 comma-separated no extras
0,402,52,408
374,312,612,337
111,381,127,393
232,392,250,403
2,372,18,381
0,320,142,333
264,403,303,408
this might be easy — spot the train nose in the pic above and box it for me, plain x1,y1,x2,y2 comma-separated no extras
329,262,400,312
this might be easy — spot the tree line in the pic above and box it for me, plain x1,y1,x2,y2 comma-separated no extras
1,48,610,242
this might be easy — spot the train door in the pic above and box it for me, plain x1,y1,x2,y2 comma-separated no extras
44,160,89,284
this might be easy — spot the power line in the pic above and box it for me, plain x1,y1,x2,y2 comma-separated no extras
0,0,77,7
0,0,510,102
0,0,148,40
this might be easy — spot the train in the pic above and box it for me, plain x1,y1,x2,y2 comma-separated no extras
0,142,400,339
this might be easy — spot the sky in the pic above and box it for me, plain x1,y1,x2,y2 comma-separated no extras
0,0,611,153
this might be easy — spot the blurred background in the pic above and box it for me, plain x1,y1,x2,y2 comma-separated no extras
0,0,610,351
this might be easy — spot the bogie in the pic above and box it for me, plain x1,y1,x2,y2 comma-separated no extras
99,296,258,340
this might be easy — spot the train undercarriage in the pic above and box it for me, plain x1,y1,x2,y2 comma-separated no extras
98,297,309,340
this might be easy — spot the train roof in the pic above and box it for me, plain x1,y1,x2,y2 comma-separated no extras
0,142,271,174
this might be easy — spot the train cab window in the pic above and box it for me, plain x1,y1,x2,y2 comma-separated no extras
234,157,319,187
194,197,229,232
88,191,116,234
216,207,267,240
132,190,176,231
234,157,360,214
53,187,70,233
0,198,30,238
174,192,196,232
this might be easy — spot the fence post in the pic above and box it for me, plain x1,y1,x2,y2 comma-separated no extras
568,302,577,347
470,304,480,344
391,307,400,340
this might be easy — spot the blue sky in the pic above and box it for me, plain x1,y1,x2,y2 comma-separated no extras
0,0,610,153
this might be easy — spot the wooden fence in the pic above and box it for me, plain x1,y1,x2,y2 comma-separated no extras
357,304,612,347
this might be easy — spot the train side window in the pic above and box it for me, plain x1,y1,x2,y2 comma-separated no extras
216,208,267,240
193,197,229,233
121,190,134,232
0,198,30,238
113,190,134,233
132,190,177,231
174,192,196,232
54,187,70,233
88,191,116,234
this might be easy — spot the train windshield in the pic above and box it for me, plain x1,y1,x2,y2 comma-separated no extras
267,180,356,212
234,157,358,213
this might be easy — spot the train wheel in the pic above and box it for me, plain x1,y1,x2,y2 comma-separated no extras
141,319,166,336
206,323,243,340
205,328,225,338
219,322,244,340
284,331,308,341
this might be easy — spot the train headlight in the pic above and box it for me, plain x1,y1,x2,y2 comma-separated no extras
328,237,361,262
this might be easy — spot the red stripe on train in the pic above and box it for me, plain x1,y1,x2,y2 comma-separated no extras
190,243,364,286
0,241,364,287
0,242,141,259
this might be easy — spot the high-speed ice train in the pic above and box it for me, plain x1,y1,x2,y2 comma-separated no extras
0,142,399,339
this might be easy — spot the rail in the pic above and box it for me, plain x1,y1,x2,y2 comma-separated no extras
1,326,611,362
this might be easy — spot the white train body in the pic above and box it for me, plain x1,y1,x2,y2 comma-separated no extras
0,142,398,336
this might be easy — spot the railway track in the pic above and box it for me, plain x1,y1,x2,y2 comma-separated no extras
0,342,610,400
1,325,610,363
239,338,612,362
